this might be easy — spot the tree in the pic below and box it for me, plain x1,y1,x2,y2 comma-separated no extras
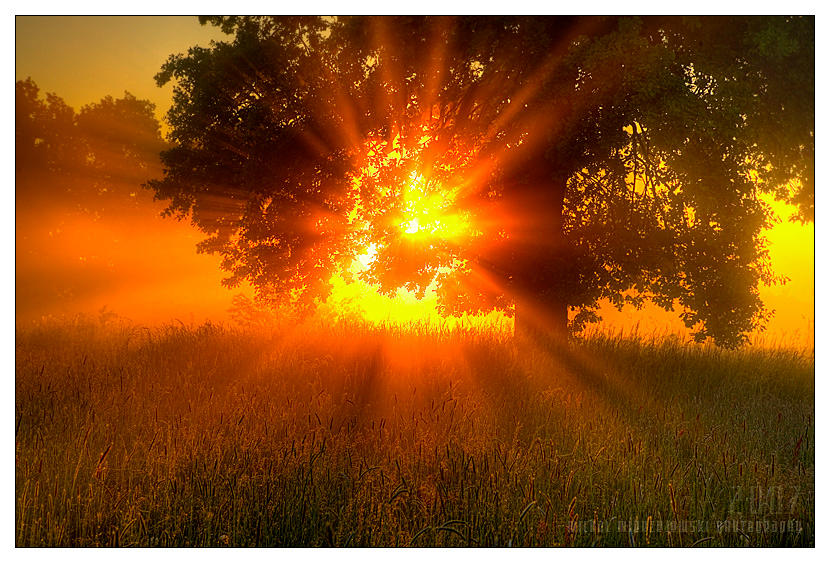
149,16,813,347
16,78,166,214
16,79,167,317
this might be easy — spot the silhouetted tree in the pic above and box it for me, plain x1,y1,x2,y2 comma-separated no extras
16,79,167,316
149,16,813,347
16,78,166,213
16,78,87,198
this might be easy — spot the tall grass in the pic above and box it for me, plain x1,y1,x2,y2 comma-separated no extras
15,317,813,546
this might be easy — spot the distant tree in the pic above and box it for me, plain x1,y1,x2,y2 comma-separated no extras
149,16,813,347
76,93,167,207
16,79,167,316
16,78,166,214
16,78,87,192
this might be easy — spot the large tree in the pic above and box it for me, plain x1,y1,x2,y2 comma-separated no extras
149,16,813,347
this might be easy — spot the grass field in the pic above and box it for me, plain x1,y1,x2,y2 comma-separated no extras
15,317,814,547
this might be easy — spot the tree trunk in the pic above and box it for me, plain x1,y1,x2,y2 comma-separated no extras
509,154,573,344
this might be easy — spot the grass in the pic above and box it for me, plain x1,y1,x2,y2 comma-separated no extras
15,316,814,547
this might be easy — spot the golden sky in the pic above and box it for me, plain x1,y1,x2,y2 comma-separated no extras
16,16,225,125
756,200,814,345
14,16,814,344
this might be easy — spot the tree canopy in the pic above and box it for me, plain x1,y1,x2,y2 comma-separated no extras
16,78,166,214
16,79,167,317
148,16,814,347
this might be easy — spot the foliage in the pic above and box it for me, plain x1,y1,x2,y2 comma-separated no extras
16,79,170,319
16,78,166,214
148,16,813,347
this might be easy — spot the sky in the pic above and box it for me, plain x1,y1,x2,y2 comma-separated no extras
16,16,226,127
13,15,815,345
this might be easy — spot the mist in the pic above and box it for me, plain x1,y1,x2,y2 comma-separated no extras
15,79,238,326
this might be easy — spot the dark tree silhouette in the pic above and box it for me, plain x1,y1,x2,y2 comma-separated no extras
148,16,813,347
16,79,167,316
16,78,166,213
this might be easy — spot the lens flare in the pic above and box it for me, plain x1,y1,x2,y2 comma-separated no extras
321,135,507,330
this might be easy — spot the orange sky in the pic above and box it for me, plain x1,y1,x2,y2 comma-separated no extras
16,16,226,127
14,16,814,345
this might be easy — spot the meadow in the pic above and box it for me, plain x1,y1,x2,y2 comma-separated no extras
15,316,814,547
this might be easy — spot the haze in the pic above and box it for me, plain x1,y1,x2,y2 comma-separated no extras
15,16,814,346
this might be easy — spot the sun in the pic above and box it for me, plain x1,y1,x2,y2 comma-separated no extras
319,133,507,330
398,171,471,241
